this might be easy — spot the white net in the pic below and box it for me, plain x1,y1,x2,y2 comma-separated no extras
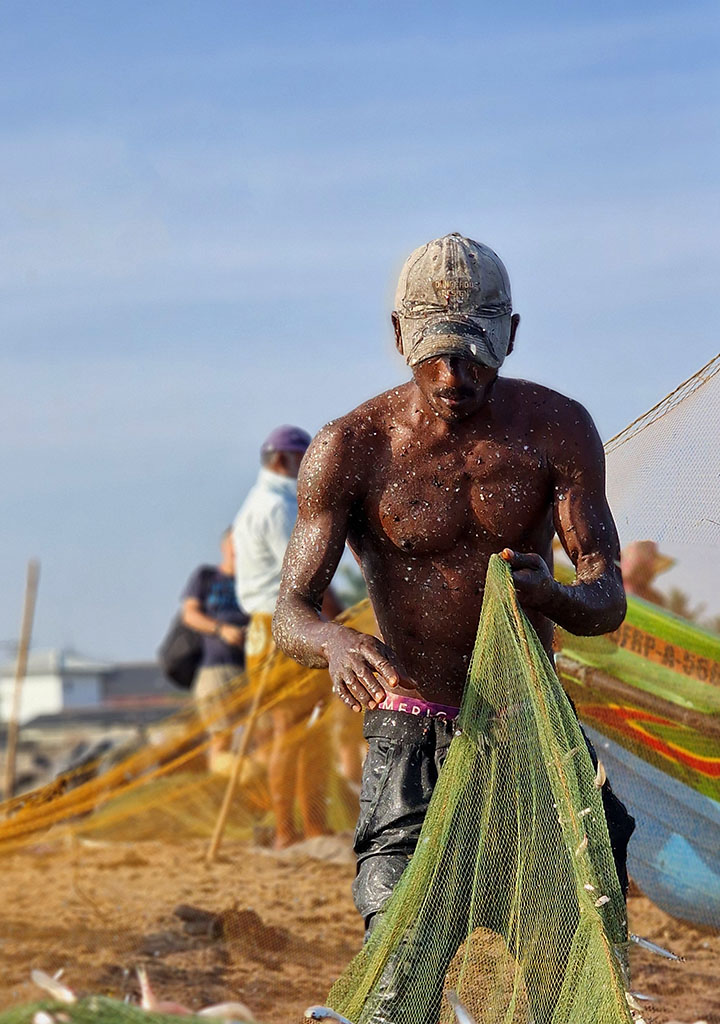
606,353,720,548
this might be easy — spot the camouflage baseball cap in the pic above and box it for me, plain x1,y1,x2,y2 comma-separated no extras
395,233,513,369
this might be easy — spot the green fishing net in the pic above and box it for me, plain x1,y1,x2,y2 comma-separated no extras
327,555,633,1024
0,1001,218,1024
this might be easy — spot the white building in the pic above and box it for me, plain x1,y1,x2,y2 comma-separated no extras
0,650,181,725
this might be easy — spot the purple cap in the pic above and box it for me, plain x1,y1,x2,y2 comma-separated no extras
260,424,312,455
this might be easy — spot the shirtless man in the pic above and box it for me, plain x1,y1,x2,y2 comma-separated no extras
273,233,634,936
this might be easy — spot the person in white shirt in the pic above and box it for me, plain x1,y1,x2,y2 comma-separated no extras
233,426,308,617
233,425,341,848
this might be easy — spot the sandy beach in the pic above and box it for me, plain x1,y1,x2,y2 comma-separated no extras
0,834,717,1024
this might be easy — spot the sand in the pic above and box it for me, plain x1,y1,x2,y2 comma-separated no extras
0,834,717,1024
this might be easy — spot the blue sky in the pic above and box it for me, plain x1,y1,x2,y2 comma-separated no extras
0,1,718,660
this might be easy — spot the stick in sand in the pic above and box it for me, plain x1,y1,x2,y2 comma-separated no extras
3,559,40,804
206,658,271,863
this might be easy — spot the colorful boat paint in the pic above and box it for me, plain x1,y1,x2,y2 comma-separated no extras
557,590,720,930
583,726,720,929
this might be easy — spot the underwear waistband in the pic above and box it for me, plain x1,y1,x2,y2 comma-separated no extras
376,692,460,720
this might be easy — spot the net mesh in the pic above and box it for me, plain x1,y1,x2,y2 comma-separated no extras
605,353,720,546
327,556,631,1024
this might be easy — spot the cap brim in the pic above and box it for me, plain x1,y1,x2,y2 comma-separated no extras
261,443,309,454
406,314,511,369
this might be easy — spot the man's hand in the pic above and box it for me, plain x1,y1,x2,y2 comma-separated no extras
500,548,555,610
322,628,404,712
218,623,246,647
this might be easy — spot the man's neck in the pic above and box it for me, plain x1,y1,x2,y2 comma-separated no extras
260,466,296,485
407,383,498,436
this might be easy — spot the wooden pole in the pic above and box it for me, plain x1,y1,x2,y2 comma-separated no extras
206,663,270,864
3,560,40,803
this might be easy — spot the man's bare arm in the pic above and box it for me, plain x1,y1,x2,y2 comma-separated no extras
505,400,626,636
182,598,246,647
273,422,401,710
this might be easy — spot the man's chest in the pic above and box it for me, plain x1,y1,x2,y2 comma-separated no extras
362,439,552,555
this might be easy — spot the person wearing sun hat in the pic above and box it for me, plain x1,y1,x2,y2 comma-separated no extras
621,539,675,605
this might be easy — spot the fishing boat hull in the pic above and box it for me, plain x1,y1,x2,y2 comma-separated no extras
583,726,720,929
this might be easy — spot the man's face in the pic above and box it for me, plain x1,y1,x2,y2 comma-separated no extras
412,354,498,421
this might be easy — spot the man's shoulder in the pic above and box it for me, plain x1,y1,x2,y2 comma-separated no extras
243,488,294,537
183,564,217,596
236,473,291,516
313,383,413,451
300,385,412,500
190,563,217,579
499,377,602,470
499,377,595,426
